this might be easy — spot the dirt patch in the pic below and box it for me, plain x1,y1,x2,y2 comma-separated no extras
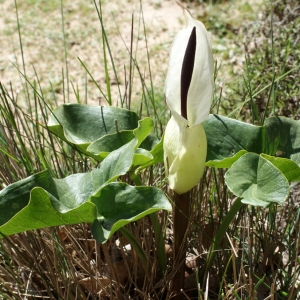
0,0,185,107
0,0,264,109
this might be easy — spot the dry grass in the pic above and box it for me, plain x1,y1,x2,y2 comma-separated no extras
1,0,300,299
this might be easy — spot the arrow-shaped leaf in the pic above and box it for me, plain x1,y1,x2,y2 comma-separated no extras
0,138,136,237
87,117,154,161
225,152,289,207
91,182,172,243
203,114,265,167
48,104,139,157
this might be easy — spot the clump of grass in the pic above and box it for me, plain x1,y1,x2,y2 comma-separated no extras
222,0,300,121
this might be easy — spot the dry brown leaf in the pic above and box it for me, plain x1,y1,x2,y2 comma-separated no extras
78,276,111,296
104,259,130,285
185,253,199,270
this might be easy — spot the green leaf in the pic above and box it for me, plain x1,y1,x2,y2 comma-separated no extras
137,137,164,170
0,138,136,237
54,138,137,205
94,138,136,185
133,148,153,167
133,118,154,148
0,170,55,225
0,170,97,236
87,117,154,161
48,104,139,157
48,105,160,167
265,116,300,165
91,183,172,243
205,150,247,168
203,114,265,164
0,188,96,237
261,154,300,182
87,131,134,160
225,153,289,207
139,133,160,151
204,115,300,169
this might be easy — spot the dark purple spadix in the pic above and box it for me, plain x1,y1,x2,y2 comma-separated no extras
180,26,196,120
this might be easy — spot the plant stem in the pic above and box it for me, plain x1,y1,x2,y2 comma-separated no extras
129,170,167,276
119,226,151,278
171,191,190,300
149,212,167,276
201,198,243,285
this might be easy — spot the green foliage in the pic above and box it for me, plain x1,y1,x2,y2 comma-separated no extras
225,153,289,207
264,116,300,164
48,104,139,150
222,0,300,119
204,114,265,165
0,107,170,243
261,154,300,182
204,114,300,206
48,104,163,168
1,0,300,298
2,107,300,238
205,114,300,166
92,183,171,243
0,170,97,236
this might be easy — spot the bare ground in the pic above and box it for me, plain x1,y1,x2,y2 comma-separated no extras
0,0,263,108
0,0,185,106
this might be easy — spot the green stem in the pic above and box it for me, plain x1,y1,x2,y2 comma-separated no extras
149,213,167,276
201,198,243,285
119,226,151,278
129,170,167,276
171,191,190,300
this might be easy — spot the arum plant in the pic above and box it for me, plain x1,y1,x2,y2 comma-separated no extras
2,2,300,298
200,114,300,285
0,104,172,279
163,6,214,298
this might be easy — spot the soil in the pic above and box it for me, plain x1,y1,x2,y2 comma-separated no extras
0,0,263,108
0,0,186,107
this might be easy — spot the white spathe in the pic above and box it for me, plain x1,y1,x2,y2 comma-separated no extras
164,8,214,194
165,9,214,128
164,116,207,194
